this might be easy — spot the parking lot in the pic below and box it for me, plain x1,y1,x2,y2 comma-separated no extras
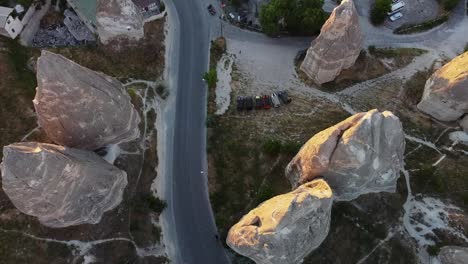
383,0,440,30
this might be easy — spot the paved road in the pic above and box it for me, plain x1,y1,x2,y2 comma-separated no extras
163,0,230,263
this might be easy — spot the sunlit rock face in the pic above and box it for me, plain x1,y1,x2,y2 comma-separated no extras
34,50,140,150
286,109,405,201
438,246,468,264
96,0,144,44
417,52,468,122
300,0,362,84
1,142,127,228
226,179,332,264
460,115,468,132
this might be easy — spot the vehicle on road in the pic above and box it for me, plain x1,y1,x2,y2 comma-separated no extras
207,4,216,15
271,93,281,108
278,91,291,104
245,96,253,110
263,95,271,109
255,95,263,109
237,96,244,111
388,1,405,16
389,12,403,22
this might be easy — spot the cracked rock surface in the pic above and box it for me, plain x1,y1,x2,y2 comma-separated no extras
300,0,362,84
1,142,127,228
417,52,468,122
438,246,468,264
96,0,145,44
286,109,405,201
34,50,140,150
226,179,332,264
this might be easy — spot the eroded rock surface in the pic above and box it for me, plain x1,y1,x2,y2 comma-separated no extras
300,0,362,84
227,179,332,264
417,52,468,121
460,115,468,132
96,0,144,44
438,246,468,264
34,50,140,150
286,109,405,201
1,142,127,228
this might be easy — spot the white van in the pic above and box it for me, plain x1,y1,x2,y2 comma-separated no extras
388,1,405,16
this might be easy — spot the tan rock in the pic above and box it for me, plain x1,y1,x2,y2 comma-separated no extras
438,246,468,264
417,52,468,121
34,50,140,150
300,0,362,84
286,110,405,201
226,179,332,264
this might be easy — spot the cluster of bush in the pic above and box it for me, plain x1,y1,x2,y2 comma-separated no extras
259,0,328,36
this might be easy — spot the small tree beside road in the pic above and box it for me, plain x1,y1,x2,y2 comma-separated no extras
370,0,392,25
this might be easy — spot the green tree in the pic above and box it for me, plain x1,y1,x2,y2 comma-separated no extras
259,0,327,36
370,0,392,25
203,68,218,89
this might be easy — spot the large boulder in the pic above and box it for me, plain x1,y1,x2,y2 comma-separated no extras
438,246,468,264
286,109,405,201
417,52,468,121
226,179,333,264
300,0,362,84
96,0,145,44
34,50,140,150
1,142,127,228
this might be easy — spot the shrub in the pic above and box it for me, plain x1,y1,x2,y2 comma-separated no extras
203,68,218,89
262,139,282,155
370,0,392,25
144,194,167,213
441,0,459,11
156,83,169,99
281,141,302,155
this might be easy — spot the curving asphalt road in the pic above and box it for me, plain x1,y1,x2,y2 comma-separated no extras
163,0,230,263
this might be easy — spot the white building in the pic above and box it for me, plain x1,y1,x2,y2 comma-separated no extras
0,6,24,39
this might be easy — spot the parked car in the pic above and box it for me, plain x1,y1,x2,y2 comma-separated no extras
278,91,291,104
245,96,253,110
255,95,263,109
207,5,216,15
271,93,281,108
389,12,403,22
237,96,244,111
263,95,271,109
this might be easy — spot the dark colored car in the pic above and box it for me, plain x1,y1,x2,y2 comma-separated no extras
263,95,271,109
255,95,263,109
207,4,216,15
237,96,244,111
278,91,292,104
245,96,254,110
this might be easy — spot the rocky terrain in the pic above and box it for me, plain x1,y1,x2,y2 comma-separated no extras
417,52,468,130
300,0,362,85
34,50,141,150
227,179,332,264
96,0,145,44
286,109,405,201
438,246,468,264
1,142,127,228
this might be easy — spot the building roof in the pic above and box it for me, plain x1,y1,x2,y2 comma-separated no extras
67,0,97,25
0,6,13,28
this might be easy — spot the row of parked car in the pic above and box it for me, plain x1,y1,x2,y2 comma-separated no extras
237,91,291,111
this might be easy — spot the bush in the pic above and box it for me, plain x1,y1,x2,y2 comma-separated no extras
144,194,167,213
203,68,218,89
262,139,282,155
156,83,169,99
259,0,328,36
441,0,459,11
370,0,392,25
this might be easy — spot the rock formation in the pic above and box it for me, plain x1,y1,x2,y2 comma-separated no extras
227,179,332,264
1,142,127,228
438,246,468,264
417,52,468,122
300,0,362,84
96,0,145,44
286,109,405,201
460,115,468,132
34,50,140,150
